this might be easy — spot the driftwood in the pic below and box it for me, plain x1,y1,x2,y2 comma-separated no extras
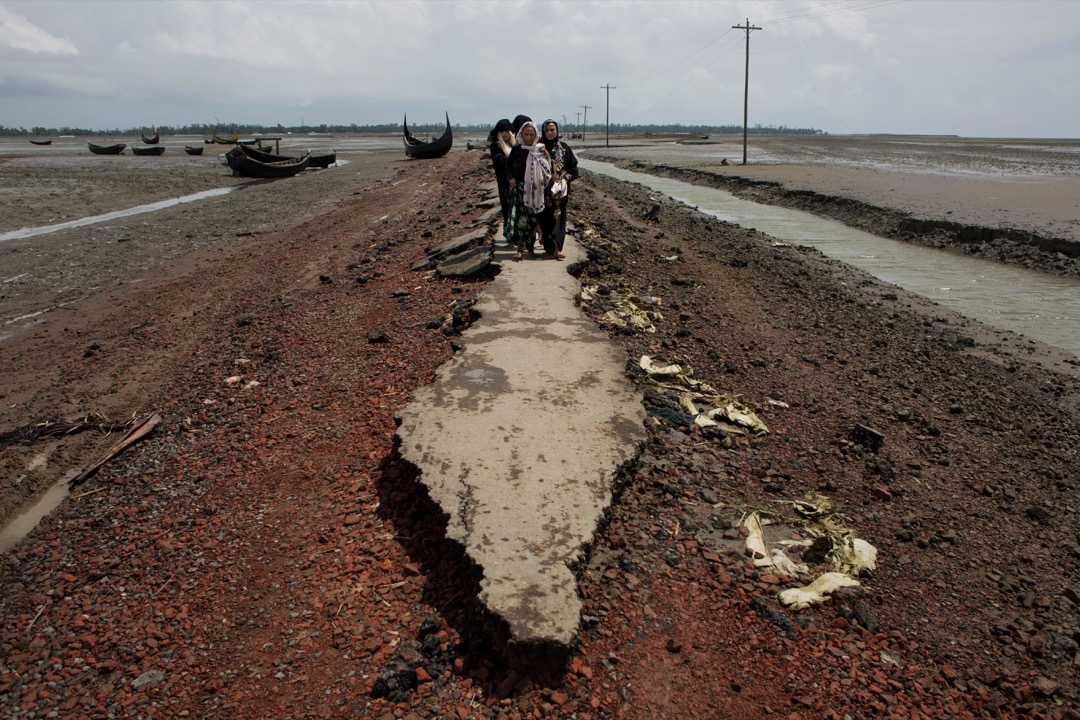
0,414,129,448
71,413,162,486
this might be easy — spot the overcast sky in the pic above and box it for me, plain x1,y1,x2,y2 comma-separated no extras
1,0,1077,137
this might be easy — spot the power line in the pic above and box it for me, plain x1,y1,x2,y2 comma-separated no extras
751,0,911,25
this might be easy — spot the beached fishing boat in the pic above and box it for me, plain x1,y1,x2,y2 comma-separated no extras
403,112,452,159
184,145,204,155
88,142,127,155
132,145,166,156
141,130,160,144
211,132,239,144
29,139,52,146
224,146,310,178
238,143,336,168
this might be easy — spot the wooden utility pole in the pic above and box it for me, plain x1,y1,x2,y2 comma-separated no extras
580,105,591,142
576,111,581,137
601,84,616,147
732,18,761,165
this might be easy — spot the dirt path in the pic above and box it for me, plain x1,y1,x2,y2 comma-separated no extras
0,145,1077,719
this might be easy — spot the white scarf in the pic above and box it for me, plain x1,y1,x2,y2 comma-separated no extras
519,123,551,212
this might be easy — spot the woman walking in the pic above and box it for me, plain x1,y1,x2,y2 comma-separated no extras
538,119,580,260
487,118,515,235
506,121,551,261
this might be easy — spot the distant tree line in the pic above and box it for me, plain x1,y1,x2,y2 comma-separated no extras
1,121,824,137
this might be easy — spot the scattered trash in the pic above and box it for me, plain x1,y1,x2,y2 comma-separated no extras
735,494,880,610
579,284,664,334
639,355,769,435
224,375,242,385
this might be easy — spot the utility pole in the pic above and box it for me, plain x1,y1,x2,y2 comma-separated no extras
580,104,592,142
732,18,761,165
601,84,616,147
576,111,581,138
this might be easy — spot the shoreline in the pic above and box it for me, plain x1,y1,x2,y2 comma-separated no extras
586,141,1080,280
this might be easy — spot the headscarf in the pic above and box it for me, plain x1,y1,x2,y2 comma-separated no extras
541,119,568,198
488,118,514,157
511,114,533,134
518,122,551,212
541,119,560,152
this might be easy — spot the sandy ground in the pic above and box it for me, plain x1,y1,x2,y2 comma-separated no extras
0,134,1078,718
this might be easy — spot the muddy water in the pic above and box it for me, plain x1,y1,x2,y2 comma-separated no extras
0,187,238,242
582,158,1080,355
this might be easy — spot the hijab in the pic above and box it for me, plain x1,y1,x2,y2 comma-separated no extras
541,119,567,182
488,118,514,157
518,122,551,212
511,114,533,134
541,119,560,152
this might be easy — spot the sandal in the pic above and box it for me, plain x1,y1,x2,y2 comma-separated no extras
555,252,565,261
513,252,523,261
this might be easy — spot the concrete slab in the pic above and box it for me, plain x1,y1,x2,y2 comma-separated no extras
395,234,646,648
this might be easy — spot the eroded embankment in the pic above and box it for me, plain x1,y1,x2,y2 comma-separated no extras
612,159,1080,280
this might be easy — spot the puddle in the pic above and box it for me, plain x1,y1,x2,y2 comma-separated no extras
0,186,238,243
0,468,81,554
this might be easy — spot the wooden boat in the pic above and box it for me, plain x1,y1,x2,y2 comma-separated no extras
29,139,52,146
132,145,166,156
184,145,204,155
224,146,310,178
211,132,240,144
238,143,335,168
141,130,160,144
88,142,126,155
403,112,452,159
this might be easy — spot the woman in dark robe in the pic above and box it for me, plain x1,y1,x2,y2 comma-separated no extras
487,119,515,236
537,119,580,260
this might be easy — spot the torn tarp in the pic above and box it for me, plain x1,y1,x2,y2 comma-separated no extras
579,285,664,334
640,355,768,435
738,495,879,610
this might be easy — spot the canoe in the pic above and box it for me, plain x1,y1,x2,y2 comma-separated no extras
29,139,52,146
132,145,166,156
238,143,336,168
141,131,160,144
88,142,126,155
184,145,204,155
403,112,453,159
224,146,310,178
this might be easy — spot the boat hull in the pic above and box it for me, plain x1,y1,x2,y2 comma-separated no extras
88,143,126,155
403,112,453,159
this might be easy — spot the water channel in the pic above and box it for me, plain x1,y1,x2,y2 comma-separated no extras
580,158,1080,356
0,186,238,243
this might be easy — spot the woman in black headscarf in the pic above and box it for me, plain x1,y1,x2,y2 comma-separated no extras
487,118,514,235
537,119,579,260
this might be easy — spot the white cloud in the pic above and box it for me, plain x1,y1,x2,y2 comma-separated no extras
0,4,78,55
